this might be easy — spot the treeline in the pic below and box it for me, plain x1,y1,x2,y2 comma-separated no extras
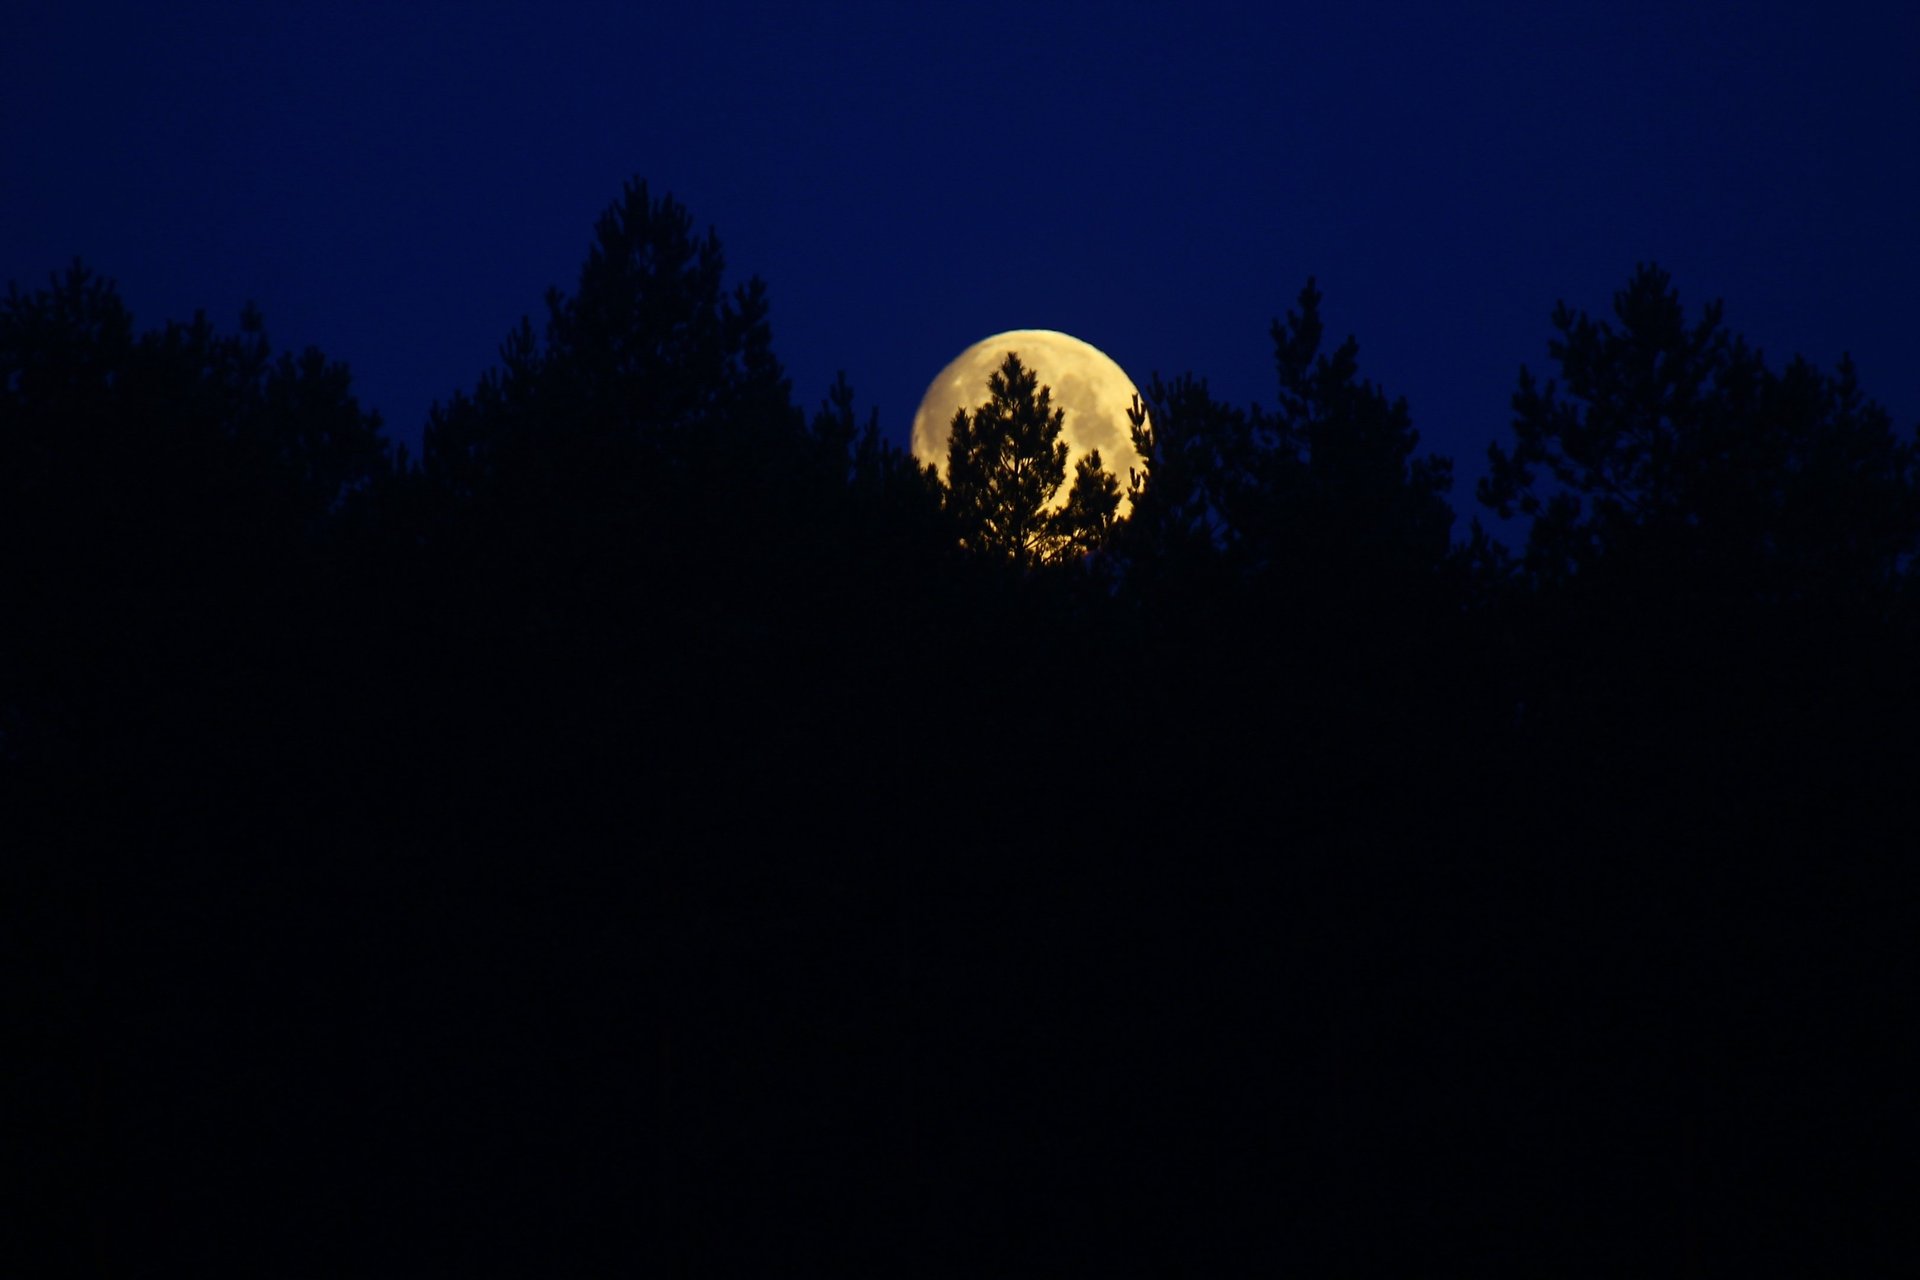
9,179,1914,1271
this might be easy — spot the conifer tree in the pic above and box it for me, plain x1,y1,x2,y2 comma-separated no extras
0,261,392,773
1119,280,1452,595
944,351,1118,568
421,178,796,512
1261,278,1454,587
1480,263,1920,603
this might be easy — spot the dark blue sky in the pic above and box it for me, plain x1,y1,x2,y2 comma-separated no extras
8,1,1916,524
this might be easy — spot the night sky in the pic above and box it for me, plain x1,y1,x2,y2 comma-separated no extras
8,1,1917,517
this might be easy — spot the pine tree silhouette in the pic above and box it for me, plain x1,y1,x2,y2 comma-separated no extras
943,351,1118,568
1481,263,1920,603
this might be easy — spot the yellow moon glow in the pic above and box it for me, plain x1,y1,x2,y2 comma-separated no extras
910,329,1147,518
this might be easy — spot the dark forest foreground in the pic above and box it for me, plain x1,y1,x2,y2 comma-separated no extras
7,182,1916,1274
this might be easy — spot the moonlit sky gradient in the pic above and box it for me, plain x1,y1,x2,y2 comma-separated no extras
6,1,1916,526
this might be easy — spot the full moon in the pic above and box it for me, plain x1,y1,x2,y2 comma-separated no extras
911,330,1148,517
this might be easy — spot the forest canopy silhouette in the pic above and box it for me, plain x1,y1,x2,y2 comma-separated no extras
10,177,1916,1271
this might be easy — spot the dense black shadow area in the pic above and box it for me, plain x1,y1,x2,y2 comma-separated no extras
9,182,1917,1273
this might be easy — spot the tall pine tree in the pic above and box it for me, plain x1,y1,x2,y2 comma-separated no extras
944,351,1118,568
